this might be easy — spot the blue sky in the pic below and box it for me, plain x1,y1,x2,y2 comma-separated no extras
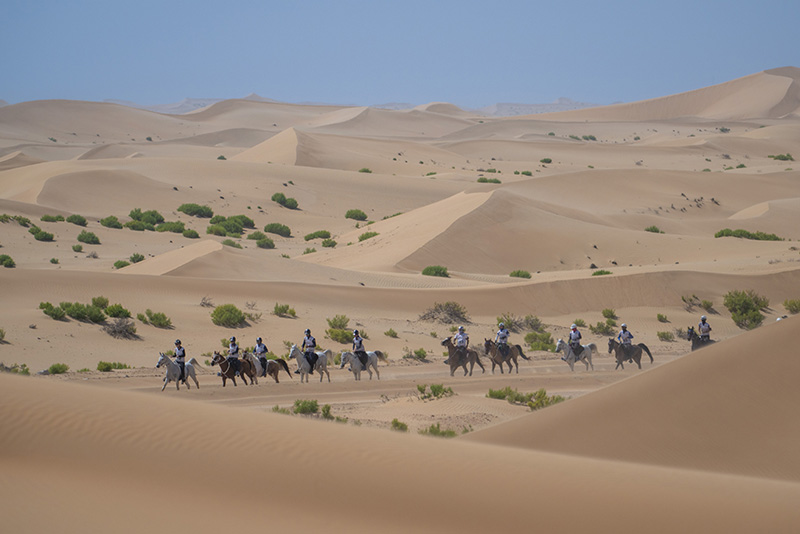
2,0,798,108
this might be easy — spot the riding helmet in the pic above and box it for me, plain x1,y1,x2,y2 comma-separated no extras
621,324,627,328
174,339,181,345
499,323,505,328
458,326,464,332
256,337,262,342
353,329,359,335
230,336,236,342
701,315,707,321
571,324,577,329
305,328,311,334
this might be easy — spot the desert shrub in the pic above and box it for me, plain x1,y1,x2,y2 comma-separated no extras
592,270,612,276
97,361,132,371
303,247,316,254
124,220,154,231
540,158,552,164
90,296,109,309
129,253,145,263
156,221,185,233
417,384,454,400
521,170,532,176
1,362,30,375
321,238,336,248
32,229,54,241
784,299,800,314
221,239,242,249
137,313,148,324
104,304,130,319
48,363,69,374
527,389,565,411
320,404,334,420
768,153,794,161
40,302,66,320
476,177,501,184
736,163,746,169
657,331,675,341
582,135,597,141
0,328,5,342
264,223,291,237
77,230,100,244
486,386,537,405
293,399,319,415
41,214,65,222
403,348,428,361
217,155,226,160
724,290,768,329
601,309,617,319
0,254,15,268
645,225,664,233
100,216,123,229
129,208,164,225
273,303,296,317
254,237,274,249
525,331,555,351
114,260,130,269
657,313,669,323
85,305,106,323
345,209,368,221
573,319,586,327
182,229,199,239
384,328,398,338
700,300,714,312
211,304,245,327
358,168,372,173
210,215,226,224
422,265,448,277
206,224,227,236
177,203,214,218
390,419,408,432
420,301,469,324
589,321,615,335
228,215,255,229
145,309,172,328
72,244,82,252
358,231,378,242
325,315,349,330
497,313,542,333
272,405,292,415
509,270,531,279
702,168,711,172
419,423,457,438
304,230,331,241
327,328,351,344
272,192,298,209
247,231,267,241
714,228,782,241
66,214,87,226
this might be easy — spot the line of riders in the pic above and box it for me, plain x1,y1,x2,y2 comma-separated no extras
167,315,715,383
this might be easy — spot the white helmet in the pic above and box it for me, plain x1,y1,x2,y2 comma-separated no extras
458,326,464,332
499,322,505,328
621,323,627,328
571,324,577,329
701,315,707,321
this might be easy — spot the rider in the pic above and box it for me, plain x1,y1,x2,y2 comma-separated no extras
698,315,712,342
301,328,317,374
227,336,242,376
567,324,583,360
172,339,186,383
352,329,368,368
495,322,510,359
617,324,634,360
254,336,269,377
453,325,469,365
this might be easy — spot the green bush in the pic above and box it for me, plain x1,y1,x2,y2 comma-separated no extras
391,419,408,432
293,399,319,415
525,331,555,351
422,265,449,277
211,304,245,327
768,153,794,161
48,363,69,375
510,270,531,279
521,170,532,176
182,229,200,239
358,168,372,173
657,313,669,323
50,258,59,264
77,230,100,244
206,224,227,236
589,321,614,335
592,270,612,276
105,304,131,318
358,231,378,242
384,328,398,338
582,135,597,141
527,389,565,411
303,247,316,255
476,177,501,183
210,215,226,224
100,216,123,229
145,309,172,328
130,253,145,263
327,328,351,344
724,290,768,329
177,203,214,218
419,301,469,324
129,208,164,225
601,309,616,319
156,221,185,233
40,302,66,320
657,331,675,341
273,303,296,317
228,215,255,229
264,223,291,237
326,315,349,329
540,158,552,164
114,260,130,269
304,230,331,241
272,192,298,209
573,319,586,327
41,214,65,222
784,299,800,314
645,225,664,234
283,198,299,210
714,228,782,241
91,296,109,309
32,229,54,241
97,361,131,372
0,254,15,268
256,237,275,249
246,231,267,241
221,239,242,249
66,214,87,226
72,244,83,252
345,209,368,221
419,423,457,438
321,238,336,248
124,220,154,231
487,386,537,405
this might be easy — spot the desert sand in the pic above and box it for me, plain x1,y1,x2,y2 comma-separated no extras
2,67,800,532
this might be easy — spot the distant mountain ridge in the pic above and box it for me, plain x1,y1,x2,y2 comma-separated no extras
474,98,602,116
104,93,277,115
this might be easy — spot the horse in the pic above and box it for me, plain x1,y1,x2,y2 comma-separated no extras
607,338,653,370
211,351,256,386
440,337,485,377
156,353,200,391
554,339,596,372
483,339,530,374
288,345,333,383
687,326,715,351
242,352,293,383
339,350,385,381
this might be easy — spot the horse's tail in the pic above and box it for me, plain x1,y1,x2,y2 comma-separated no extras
374,350,387,362
586,343,597,356
275,358,292,378
515,344,530,360
187,357,200,367
639,343,654,363
324,349,334,365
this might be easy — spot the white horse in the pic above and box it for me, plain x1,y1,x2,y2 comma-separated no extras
339,351,385,381
288,345,333,383
156,353,200,391
555,339,596,372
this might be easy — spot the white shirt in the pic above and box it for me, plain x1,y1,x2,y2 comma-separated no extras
569,329,582,344
303,335,316,351
618,330,634,345
495,328,509,344
255,342,267,355
698,322,711,335
228,343,239,358
454,332,469,347
353,335,364,351
174,346,185,363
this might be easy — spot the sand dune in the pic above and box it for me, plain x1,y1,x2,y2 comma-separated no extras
0,150,44,171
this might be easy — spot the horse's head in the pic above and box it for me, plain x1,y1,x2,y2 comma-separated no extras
555,339,565,352
287,345,299,359
483,338,492,353
687,326,696,340
210,351,223,365
156,352,167,368
607,338,615,353
338,352,349,369
440,337,451,347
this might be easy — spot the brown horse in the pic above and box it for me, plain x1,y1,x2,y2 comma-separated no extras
242,352,293,383
440,337,485,377
687,326,715,351
483,339,530,374
211,351,256,386
607,339,653,370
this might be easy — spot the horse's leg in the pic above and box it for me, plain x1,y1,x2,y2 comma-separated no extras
374,363,380,380
635,354,642,369
161,376,168,391
325,368,330,383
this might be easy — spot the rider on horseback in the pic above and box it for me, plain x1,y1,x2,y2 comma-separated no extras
453,326,469,365
301,328,317,375
227,336,242,376
254,336,269,377
698,316,712,342
352,329,368,368
567,324,583,360
617,324,634,360
495,322,510,359
173,339,186,383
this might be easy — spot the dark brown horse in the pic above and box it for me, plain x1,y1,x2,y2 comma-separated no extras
607,339,653,370
211,351,256,386
440,337,485,377
483,339,530,374
687,326,715,351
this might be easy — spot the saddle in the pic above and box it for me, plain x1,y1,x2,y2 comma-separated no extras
356,351,368,368
305,352,318,373
572,344,584,357
498,343,510,359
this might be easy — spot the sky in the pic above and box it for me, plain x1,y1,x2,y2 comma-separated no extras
2,0,798,108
